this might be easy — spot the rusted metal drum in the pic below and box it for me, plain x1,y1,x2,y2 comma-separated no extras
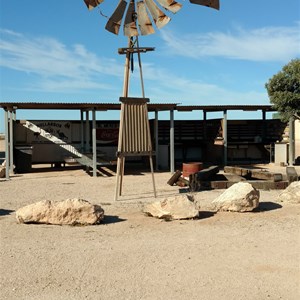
182,162,203,178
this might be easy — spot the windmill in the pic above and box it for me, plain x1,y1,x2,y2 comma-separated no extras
84,0,219,37
83,0,220,200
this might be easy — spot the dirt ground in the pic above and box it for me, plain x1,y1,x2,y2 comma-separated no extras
0,164,299,300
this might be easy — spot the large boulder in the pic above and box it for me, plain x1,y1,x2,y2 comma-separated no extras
143,194,199,220
277,182,300,204
16,198,104,225
212,182,259,212
0,166,5,178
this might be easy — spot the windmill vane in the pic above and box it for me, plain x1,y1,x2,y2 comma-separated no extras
83,0,220,37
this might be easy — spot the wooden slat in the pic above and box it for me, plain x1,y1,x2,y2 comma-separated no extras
124,1,139,37
144,0,170,29
156,0,182,13
189,0,220,10
119,98,152,154
84,0,103,10
224,166,283,182
105,0,127,35
137,1,155,35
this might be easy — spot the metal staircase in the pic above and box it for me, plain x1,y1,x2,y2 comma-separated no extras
21,120,111,169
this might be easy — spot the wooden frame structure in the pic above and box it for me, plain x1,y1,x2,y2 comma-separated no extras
114,97,156,200
114,37,157,200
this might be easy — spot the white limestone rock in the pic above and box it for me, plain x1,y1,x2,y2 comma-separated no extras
212,182,259,212
16,198,104,225
143,194,199,220
278,182,300,204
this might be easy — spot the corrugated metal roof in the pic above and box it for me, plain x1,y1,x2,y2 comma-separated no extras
0,102,178,112
0,102,275,112
177,105,275,112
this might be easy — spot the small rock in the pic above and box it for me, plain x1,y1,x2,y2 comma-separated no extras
0,166,5,178
277,182,300,204
212,182,259,212
16,198,104,225
143,194,199,220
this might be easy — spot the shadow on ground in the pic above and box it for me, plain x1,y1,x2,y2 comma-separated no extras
199,211,216,220
0,209,14,216
102,215,127,224
253,202,282,212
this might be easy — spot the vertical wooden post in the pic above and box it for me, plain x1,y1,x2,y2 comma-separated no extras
289,116,295,166
4,109,10,180
170,109,175,173
85,111,90,153
80,109,84,151
262,109,266,142
155,110,159,171
223,109,228,166
92,109,97,177
203,110,207,140
9,110,14,174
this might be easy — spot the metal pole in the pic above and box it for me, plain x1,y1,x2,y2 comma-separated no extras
223,110,228,166
170,109,175,173
92,109,97,177
203,110,207,140
85,111,90,153
80,109,84,151
262,110,266,142
155,110,159,171
289,116,295,166
9,111,14,174
4,110,10,180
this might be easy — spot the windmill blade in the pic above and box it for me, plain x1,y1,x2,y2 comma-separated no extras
144,0,171,29
189,0,220,10
105,0,128,35
124,0,139,36
137,1,155,35
155,0,182,14
84,0,104,10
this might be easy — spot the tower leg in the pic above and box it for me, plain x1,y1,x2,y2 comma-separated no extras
149,155,157,198
114,156,122,201
119,156,125,196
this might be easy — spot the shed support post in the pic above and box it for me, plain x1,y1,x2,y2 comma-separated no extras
85,111,90,153
203,110,207,140
262,110,266,142
92,109,97,177
170,109,175,173
223,110,228,166
155,110,159,171
80,110,84,151
4,110,10,180
289,116,295,166
9,110,14,174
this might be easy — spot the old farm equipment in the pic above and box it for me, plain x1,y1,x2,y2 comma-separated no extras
83,0,220,199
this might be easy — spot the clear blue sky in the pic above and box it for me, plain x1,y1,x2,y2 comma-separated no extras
0,0,299,132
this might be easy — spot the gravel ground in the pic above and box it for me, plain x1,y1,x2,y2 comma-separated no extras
0,164,299,300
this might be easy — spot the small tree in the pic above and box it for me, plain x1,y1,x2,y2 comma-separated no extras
265,58,300,122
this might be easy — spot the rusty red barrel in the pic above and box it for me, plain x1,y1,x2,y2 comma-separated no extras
182,162,203,178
